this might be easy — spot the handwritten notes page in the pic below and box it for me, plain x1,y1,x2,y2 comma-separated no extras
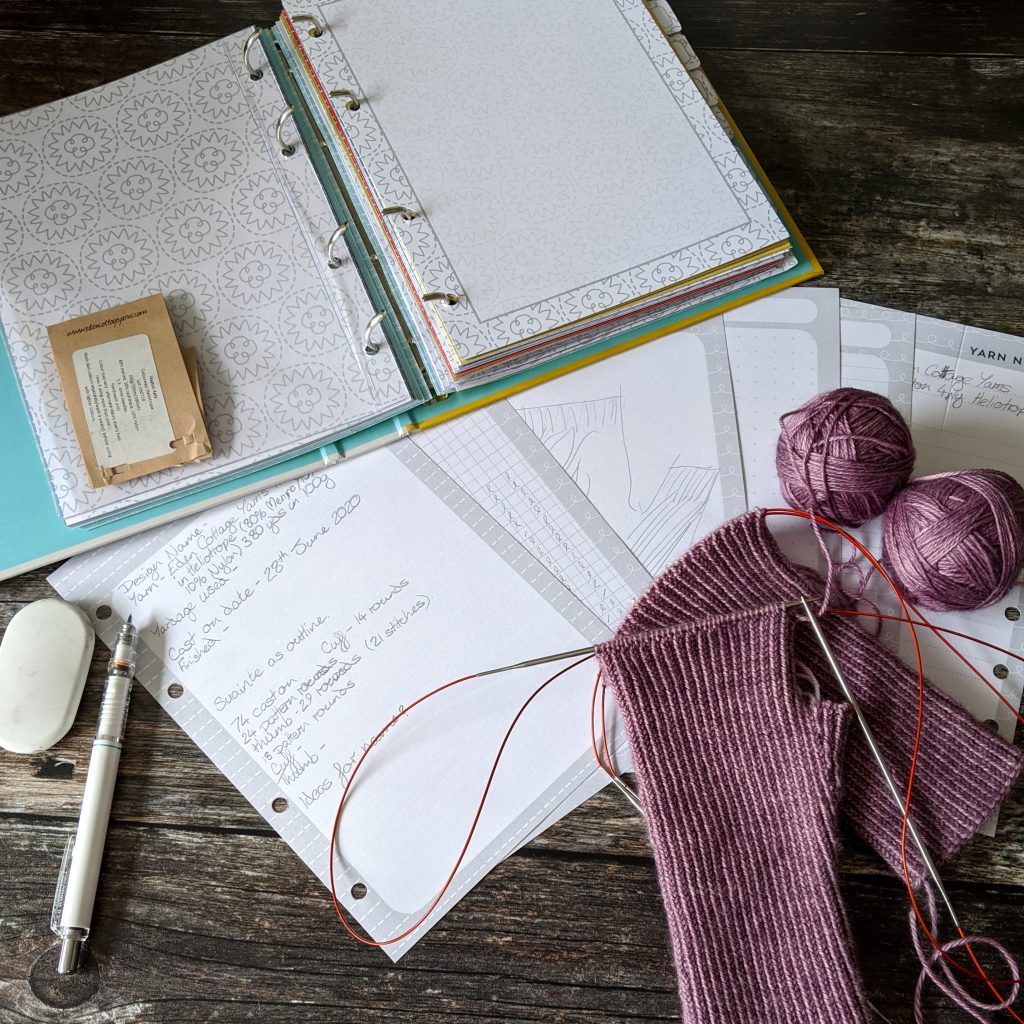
913,316,1024,481
908,315,1024,802
52,446,620,958
835,303,1024,833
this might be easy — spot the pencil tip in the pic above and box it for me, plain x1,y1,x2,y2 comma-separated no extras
126,614,133,625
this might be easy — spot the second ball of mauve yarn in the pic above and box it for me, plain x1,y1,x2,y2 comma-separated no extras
882,469,1024,611
775,387,916,527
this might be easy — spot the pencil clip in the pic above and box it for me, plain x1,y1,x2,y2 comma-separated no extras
50,832,76,935
291,13,325,37
243,28,263,81
329,88,361,111
326,223,349,269
275,105,297,157
363,311,386,355
422,291,460,307
382,205,418,222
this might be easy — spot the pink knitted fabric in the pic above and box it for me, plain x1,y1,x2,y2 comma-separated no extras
601,604,869,1023
598,510,1022,1020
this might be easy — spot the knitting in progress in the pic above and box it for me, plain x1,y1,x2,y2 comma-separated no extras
597,510,1023,1022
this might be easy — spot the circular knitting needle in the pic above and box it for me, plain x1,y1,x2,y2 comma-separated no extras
796,595,962,931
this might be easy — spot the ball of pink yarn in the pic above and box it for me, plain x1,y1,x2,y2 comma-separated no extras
882,469,1024,611
775,387,915,527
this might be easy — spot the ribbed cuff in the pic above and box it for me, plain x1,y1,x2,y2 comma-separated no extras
601,605,869,1024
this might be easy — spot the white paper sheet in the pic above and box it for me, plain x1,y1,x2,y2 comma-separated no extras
837,303,1024,834
909,315,1024,762
723,287,841,568
51,446,617,958
290,0,788,362
508,320,747,577
50,323,752,948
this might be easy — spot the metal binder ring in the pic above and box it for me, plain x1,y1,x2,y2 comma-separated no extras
329,89,361,111
291,14,326,37
421,291,460,307
381,205,418,222
363,311,386,355
326,223,349,268
275,106,296,157
243,29,263,80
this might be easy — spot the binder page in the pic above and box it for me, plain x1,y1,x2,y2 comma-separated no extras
507,318,747,576
0,30,412,527
287,0,788,362
908,315,1024,805
51,446,610,960
723,287,841,568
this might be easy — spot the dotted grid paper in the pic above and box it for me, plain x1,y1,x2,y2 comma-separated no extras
840,299,916,419
50,428,646,959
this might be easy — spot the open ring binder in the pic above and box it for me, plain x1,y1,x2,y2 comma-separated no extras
243,29,263,80
363,311,386,355
381,205,418,222
274,105,296,156
326,223,349,268
291,14,325,38
328,89,361,111
422,292,460,307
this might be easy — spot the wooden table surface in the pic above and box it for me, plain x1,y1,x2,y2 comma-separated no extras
2,3,1023,1022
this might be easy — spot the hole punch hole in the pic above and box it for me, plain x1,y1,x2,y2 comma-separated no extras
994,664,1010,681
984,718,1000,733
1006,607,1021,622
350,882,367,900
249,70,263,82
271,796,288,813
281,145,296,158
96,605,112,620
167,682,184,699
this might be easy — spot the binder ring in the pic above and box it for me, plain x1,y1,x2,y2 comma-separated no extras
291,14,326,37
422,291,460,307
363,311,386,355
326,223,349,268
243,29,263,80
329,89,361,111
382,205,418,222
275,106,296,157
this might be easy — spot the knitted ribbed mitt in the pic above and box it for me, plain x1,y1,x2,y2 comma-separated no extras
597,510,1022,1022
609,510,1022,884
601,604,869,1023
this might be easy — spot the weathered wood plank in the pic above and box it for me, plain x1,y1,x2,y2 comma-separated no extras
2,818,1018,1024
4,1,1023,57
700,50,1024,334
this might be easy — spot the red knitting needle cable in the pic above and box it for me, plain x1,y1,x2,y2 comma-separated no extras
327,653,595,947
764,508,1023,1012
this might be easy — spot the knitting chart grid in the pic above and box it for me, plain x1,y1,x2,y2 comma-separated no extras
410,403,651,632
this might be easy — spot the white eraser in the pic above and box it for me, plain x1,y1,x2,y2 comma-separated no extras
0,598,95,754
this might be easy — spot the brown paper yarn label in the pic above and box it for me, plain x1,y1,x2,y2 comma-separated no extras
46,294,212,488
